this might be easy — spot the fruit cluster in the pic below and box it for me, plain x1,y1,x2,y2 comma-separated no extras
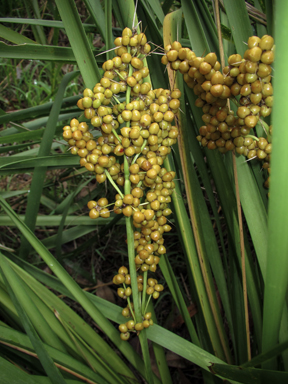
162,35,274,187
63,27,180,340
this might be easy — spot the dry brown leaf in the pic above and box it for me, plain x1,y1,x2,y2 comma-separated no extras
166,350,189,368
95,280,115,304
42,266,53,275
172,302,198,328
76,183,97,199
176,368,193,384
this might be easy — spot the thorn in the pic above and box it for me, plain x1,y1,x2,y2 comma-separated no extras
132,0,139,30
95,46,118,57
245,155,257,162
150,51,165,55
149,42,166,52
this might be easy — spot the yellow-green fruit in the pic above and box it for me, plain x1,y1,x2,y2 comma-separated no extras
82,97,93,108
261,50,274,64
96,173,107,183
161,55,168,65
131,57,143,69
258,137,268,150
138,33,147,45
237,106,250,119
259,35,274,50
245,46,262,62
204,52,217,66
199,61,212,75
142,320,150,328
257,149,267,159
126,320,135,330
135,323,144,331
245,115,258,128
153,291,160,299
89,209,100,219
247,36,261,48
262,83,273,97
228,54,242,66
120,332,130,341
133,211,145,224
166,50,178,62
210,84,224,97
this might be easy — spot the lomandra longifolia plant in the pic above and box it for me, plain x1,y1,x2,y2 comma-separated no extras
3,0,288,383
62,8,276,366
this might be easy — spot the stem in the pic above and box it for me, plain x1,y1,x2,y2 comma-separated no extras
123,45,142,323
112,95,120,104
245,135,259,141
141,271,148,314
259,118,272,142
104,170,124,198
232,151,251,361
139,331,154,384
123,43,154,383
144,293,152,316
112,128,122,143
114,69,126,81
132,139,147,164
124,158,141,323
126,296,136,323
104,0,113,61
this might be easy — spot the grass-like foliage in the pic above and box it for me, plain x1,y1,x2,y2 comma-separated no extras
0,1,288,383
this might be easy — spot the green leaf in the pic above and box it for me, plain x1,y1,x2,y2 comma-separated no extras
0,262,67,354
242,340,288,368
54,0,101,88
0,18,97,32
0,95,80,125
159,255,200,344
222,0,253,56
3,253,239,383
264,0,274,35
82,1,106,39
146,325,239,383
0,196,160,384
0,129,45,144
235,154,268,278
262,0,288,370
0,256,66,384
182,1,209,56
0,155,79,173
41,226,95,249
0,42,78,62
54,177,92,259
0,215,124,227
29,0,47,45
105,0,114,60
210,363,288,384
163,9,231,364
0,23,37,44
0,356,41,384
144,0,165,24
0,142,41,153
112,0,136,30
0,325,109,384
18,71,79,259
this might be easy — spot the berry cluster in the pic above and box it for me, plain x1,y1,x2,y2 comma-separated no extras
162,35,274,188
63,27,180,340
113,266,163,340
